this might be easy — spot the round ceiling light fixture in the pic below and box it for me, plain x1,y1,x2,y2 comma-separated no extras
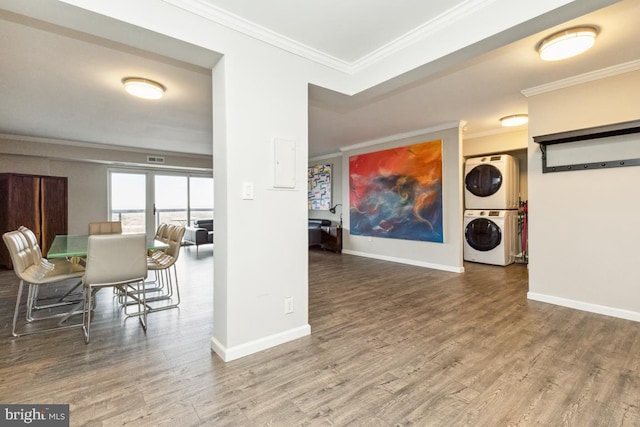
536,26,598,61
500,114,528,127
122,77,166,100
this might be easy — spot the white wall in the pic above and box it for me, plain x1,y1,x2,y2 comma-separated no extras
340,124,464,273
527,70,640,320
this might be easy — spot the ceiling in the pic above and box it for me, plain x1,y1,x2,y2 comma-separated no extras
0,0,638,159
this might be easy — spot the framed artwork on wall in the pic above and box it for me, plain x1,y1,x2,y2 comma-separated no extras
349,139,443,243
308,164,332,210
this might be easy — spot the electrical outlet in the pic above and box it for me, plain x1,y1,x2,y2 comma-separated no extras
284,297,294,314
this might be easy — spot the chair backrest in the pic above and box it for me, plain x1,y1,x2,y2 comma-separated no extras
2,230,37,277
149,225,185,268
159,223,175,243
88,221,123,235
18,226,44,265
166,225,186,259
84,233,147,286
154,223,168,240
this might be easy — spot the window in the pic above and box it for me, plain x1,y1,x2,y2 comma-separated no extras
110,172,146,233
109,170,213,234
155,175,188,226
190,177,214,222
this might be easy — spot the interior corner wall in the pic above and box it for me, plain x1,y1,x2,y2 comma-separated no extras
527,70,640,320
341,126,464,273
308,154,343,224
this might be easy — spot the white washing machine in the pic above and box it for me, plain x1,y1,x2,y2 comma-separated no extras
464,210,517,266
465,154,519,209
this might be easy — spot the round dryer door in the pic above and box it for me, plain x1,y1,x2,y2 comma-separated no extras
465,218,502,251
465,164,503,197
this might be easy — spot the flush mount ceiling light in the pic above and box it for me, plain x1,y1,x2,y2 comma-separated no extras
536,26,598,61
500,114,528,127
122,77,165,100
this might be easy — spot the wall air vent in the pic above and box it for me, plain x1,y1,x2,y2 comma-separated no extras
147,155,165,164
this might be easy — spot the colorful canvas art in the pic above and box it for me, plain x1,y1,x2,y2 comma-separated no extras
349,140,443,243
308,164,332,210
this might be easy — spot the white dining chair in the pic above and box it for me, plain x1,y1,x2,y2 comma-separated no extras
88,221,122,235
82,233,148,344
145,225,185,311
18,226,85,314
3,229,85,337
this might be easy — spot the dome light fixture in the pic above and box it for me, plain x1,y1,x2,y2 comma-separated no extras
536,26,598,61
122,77,166,100
500,114,528,127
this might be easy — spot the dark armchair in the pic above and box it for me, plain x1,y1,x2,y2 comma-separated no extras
184,219,214,255
308,219,331,247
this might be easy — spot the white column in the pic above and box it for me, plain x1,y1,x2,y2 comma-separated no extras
211,53,311,361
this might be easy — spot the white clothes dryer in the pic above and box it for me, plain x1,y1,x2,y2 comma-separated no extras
465,154,519,209
464,210,517,266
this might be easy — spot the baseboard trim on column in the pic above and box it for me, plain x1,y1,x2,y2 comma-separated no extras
211,324,311,362
527,292,640,323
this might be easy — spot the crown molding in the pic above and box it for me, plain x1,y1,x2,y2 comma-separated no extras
340,121,462,153
522,59,640,97
351,0,495,73
161,0,496,74
161,0,351,72
309,152,343,162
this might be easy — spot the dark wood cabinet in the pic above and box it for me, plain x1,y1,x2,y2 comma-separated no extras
320,226,342,253
0,173,68,269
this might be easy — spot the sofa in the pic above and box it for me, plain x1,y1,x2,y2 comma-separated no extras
308,218,331,247
184,219,214,255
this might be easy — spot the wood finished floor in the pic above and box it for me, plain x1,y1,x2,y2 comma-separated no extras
1,246,640,426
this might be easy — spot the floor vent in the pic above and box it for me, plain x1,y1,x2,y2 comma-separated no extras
147,155,165,164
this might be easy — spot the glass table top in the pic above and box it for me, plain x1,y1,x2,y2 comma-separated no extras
47,234,169,259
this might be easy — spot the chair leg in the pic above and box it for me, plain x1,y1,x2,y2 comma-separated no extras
134,265,181,312
27,280,84,321
33,281,83,310
13,280,83,338
25,283,35,322
12,280,25,337
82,287,92,344
139,280,147,332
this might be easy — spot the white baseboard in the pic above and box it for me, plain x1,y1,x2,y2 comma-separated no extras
210,324,311,362
527,292,640,322
342,249,464,273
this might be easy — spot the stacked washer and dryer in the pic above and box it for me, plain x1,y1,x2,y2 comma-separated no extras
463,154,519,266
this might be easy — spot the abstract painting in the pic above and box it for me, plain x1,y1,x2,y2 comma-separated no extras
349,140,443,242
308,164,332,210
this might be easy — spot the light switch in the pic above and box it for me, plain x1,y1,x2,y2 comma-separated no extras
242,182,254,200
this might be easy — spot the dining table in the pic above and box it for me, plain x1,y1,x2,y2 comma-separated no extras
47,234,169,259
